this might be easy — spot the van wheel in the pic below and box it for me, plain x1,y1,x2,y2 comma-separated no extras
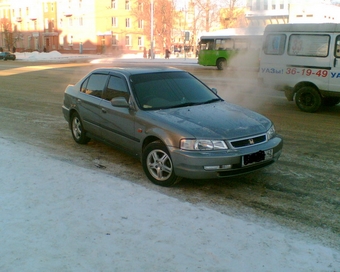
295,87,322,113
323,97,340,107
216,59,226,70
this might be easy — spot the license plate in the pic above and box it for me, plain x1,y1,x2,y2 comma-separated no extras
242,149,273,166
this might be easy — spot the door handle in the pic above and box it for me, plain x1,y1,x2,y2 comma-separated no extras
101,108,107,113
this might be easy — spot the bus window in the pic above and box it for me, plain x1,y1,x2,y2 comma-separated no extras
215,39,233,50
200,39,214,50
288,34,330,57
234,39,249,50
264,34,286,55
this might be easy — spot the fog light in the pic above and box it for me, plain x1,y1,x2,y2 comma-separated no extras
204,165,231,171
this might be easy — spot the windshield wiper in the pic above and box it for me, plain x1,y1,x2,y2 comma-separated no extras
200,98,222,105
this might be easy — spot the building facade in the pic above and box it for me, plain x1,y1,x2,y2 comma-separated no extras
0,0,147,54
245,0,340,26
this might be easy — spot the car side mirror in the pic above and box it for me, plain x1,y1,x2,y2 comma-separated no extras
110,97,129,108
211,88,218,94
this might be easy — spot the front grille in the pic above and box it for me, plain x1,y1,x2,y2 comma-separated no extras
229,134,266,148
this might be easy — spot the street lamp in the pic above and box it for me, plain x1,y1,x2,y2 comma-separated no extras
150,0,154,59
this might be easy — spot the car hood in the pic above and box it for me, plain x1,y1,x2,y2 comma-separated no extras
144,101,271,139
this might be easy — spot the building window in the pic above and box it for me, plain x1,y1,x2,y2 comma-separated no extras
45,18,49,29
69,17,73,26
79,17,83,26
111,0,116,9
138,19,143,29
138,36,142,46
125,0,130,10
112,34,118,45
112,17,117,27
52,3,55,11
125,18,130,28
272,4,276,9
138,2,143,11
125,35,130,46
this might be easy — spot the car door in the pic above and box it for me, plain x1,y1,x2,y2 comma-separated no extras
77,73,109,137
328,34,340,93
99,74,139,154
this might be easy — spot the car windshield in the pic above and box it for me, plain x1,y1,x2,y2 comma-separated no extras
130,71,221,110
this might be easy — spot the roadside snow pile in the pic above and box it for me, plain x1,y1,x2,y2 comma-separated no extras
16,51,63,61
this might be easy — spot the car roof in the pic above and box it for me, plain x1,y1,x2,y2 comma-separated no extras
90,67,184,77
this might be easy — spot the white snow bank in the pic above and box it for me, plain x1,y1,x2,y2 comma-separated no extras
0,135,339,271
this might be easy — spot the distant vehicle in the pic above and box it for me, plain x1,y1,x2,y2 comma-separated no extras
259,23,340,112
0,52,16,61
62,67,282,187
198,27,263,70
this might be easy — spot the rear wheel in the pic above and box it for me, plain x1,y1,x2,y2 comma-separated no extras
295,86,322,113
70,112,90,144
142,141,181,187
216,59,226,70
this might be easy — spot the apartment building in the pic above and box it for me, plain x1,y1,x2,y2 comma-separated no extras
0,0,147,54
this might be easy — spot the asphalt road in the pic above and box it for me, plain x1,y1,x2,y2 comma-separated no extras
0,58,339,250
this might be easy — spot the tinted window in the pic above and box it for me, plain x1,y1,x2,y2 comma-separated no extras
288,34,329,57
264,34,286,55
81,74,108,98
104,75,129,101
131,72,218,110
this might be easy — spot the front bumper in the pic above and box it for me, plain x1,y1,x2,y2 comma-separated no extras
169,136,283,180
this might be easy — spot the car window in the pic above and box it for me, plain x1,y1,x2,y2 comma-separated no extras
131,72,219,110
81,74,108,98
104,75,129,101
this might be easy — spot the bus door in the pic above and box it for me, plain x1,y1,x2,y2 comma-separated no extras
329,35,340,93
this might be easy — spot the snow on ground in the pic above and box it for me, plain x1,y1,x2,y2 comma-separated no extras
1,137,340,272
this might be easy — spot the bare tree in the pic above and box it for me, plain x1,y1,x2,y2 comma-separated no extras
132,0,178,53
0,18,14,51
220,0,247,28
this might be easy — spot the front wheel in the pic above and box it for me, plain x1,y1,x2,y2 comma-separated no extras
295,87,322,113
70,112,90,144
142,141,181,187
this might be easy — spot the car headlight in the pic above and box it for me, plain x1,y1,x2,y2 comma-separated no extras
266,125,276,140
180,139,228,150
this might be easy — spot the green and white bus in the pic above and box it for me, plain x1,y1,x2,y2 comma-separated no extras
198,27,264,70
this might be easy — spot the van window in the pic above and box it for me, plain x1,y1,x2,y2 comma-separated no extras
288,34,329,57
264,34,286,55
335,36,340,58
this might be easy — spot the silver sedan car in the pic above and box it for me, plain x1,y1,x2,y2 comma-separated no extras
62,67,283,186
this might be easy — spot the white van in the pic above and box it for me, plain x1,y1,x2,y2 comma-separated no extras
259,23,340,112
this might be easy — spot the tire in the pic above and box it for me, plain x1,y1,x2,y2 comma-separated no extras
216,59,226,70
322,97,340,107
70,112,90,144
295,86,322,113
142,141,181,187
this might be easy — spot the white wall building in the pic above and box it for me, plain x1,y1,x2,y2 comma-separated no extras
245,0,340,25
